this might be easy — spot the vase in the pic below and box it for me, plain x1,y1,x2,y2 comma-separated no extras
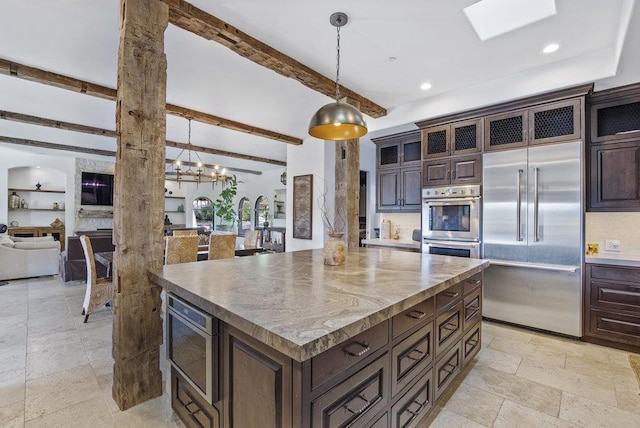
324,232,346,266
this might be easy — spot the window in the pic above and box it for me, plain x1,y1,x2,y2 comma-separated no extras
193,197,214,231
238,197,251,237
254,196,270,228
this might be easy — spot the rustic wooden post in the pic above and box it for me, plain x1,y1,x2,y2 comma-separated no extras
113,0,168,410
334,98,361,250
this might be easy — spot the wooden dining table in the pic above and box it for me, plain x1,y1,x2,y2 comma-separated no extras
94,251,113,278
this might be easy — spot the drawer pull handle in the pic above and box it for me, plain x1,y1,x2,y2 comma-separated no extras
442,291,459,298
406,349,425,361
467,304,479,312
466,338,478,348
406,309,427,320
344,393,370,415
467,279,481,285
344,342,370,357
630,285,640,290
441,322,457,332
184,400,201,415
441,362,457,375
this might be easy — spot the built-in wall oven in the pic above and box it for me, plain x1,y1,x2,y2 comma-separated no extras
167,293,218,404
422,184,481,258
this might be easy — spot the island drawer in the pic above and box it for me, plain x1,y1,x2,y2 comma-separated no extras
434,302,463,356
390,367,433,428
587,308,640,347
462,272,482,295
312,320,389,390
392,297,434,339
171,367,220,428
311,354,389,428
436,282,463,312
462,323,481,368
463,287,482,331
391,322,434,397
434,342,462,401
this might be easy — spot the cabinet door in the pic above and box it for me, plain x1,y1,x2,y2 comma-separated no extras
402,140,422,165
378,169,401,211
224,327,294,428
378,143,401,169
451,118,482,155
422,124,450,159
589,141,640,211
484,110,528,151
590,95,640,143
401,167,422,211
450,154,482,185
422,159,450,187
529,99,582,145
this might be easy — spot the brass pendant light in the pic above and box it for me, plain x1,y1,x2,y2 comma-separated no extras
308,12,368,141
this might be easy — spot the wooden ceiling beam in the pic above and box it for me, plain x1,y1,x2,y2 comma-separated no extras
0,109,286,166
162,0,387,119
0,57,302,145
0,135,263,175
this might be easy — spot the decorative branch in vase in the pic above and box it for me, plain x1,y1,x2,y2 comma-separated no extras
318,180,346,266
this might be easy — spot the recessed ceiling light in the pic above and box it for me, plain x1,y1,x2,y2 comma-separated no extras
420,82,432,91
542,43,559,54
388,57,397,62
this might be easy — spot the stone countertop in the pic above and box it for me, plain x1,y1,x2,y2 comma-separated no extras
149,248,488,362
361,238,421,250
585,253,640,268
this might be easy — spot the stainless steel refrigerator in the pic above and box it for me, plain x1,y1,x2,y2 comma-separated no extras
482,141,583,337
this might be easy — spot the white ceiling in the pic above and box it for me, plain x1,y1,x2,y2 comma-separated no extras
0,0,638,174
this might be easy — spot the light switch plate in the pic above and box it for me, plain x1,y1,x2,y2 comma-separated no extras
604,239,621,252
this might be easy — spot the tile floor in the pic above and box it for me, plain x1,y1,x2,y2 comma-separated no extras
1,275,639,427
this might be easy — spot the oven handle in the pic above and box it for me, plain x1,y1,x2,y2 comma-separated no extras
423,240,480,248
423,196,481,204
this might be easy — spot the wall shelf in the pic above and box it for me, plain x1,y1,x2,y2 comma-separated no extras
9,188,65,194
9,208,65,212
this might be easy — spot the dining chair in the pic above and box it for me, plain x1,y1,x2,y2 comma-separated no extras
173,230,198,236
243,230,260,249
164,235,200,265
80,235,114,323
208,233,236,260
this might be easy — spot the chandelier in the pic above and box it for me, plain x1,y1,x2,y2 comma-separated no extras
165,118,227,188
308,12,368,141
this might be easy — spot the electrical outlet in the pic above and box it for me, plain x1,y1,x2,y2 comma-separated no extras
604,239,621,252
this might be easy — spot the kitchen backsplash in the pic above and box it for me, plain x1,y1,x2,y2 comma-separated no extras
586,212,640,255
379,213,421,241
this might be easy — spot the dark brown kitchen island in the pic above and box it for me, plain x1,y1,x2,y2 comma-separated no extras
149,248,489,428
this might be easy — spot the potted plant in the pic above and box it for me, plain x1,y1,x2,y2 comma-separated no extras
212,175,238,232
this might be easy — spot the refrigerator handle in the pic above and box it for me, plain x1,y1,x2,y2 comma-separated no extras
533,167,539,242
516,169,523,241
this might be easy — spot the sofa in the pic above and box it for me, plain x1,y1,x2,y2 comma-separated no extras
0,235,61,281
60,231,115,282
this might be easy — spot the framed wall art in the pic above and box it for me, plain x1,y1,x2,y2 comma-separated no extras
292,174,313,240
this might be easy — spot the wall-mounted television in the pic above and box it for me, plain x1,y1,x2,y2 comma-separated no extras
81,172,114,206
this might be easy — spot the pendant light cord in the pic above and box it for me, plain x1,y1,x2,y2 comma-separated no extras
335,22,341,102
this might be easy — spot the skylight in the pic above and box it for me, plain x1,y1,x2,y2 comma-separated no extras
464,0,557,41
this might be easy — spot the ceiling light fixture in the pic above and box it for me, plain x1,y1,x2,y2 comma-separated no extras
308,12,368,141
542,43,559,54
165,118,226,188
280,168,287,186
420,82,432,91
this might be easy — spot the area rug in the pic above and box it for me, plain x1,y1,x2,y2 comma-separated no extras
630,354,640,387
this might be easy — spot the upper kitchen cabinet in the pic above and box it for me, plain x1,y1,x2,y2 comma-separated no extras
484,99,582,151
422,155,482,187
590,83,640,144
375,130,422,170
373,130,422,212
588,83,640,211
422,118,482,159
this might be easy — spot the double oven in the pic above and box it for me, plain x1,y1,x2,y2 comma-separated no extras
421,184,481,258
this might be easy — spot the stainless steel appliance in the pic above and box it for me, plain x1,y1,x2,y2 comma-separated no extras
422,184,481,258
482,141,583,337
167,293,218,404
